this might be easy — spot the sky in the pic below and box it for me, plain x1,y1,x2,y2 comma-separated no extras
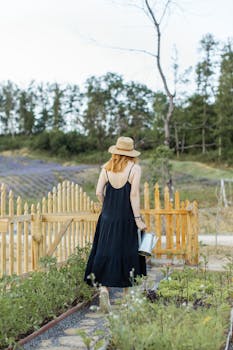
0,0,232,92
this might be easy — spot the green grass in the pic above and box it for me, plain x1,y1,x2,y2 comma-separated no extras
171,160,233,180
1,147,110,166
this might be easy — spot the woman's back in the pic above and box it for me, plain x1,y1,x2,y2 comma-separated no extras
105,161,135,188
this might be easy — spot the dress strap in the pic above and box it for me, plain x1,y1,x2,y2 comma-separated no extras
105,169,109,181
127,164,135,180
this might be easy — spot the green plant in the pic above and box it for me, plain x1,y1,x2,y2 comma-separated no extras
108,267,233,350
0,246,93,349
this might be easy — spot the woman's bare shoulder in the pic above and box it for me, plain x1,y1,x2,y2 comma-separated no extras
132,163,141,173
101,162,108,169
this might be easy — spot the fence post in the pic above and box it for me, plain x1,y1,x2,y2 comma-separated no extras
175,190,181,258
144,182,151,231
1,183,6,216
0,184,7,276
31,203,42,270
190,201,199,265
154,183,161,257
42,197,47,256
164,186,173,252
24,202,29,273
9,190,14,275
16,196,22,275
185,201,199,265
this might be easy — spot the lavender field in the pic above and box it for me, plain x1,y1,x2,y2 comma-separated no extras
0,155,96,201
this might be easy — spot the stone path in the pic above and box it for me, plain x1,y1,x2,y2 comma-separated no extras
23,266,163,350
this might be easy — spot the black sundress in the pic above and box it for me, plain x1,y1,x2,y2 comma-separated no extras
84,165,146,288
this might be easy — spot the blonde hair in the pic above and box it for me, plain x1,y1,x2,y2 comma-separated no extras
104,154,138,173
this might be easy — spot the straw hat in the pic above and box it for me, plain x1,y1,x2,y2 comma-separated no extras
108,136,140,157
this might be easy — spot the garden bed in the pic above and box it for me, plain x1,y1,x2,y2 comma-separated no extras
108,264,233,350
0,247,94,350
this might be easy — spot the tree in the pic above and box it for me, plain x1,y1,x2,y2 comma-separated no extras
18,82,36,135
0,81,18,136
144,0,175,147
123,80,154,145
35,83,52,133
215,41,233,158
111,0,176,147
83,75,110,151
51,83,65,131
195,33,218,153
64,84,83,132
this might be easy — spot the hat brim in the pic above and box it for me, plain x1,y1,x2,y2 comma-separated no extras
108,145,140,157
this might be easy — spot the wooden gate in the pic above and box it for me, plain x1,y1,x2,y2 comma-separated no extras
0,181,100,277
142,183,199,265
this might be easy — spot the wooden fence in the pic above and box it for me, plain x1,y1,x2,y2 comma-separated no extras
0,181,199,277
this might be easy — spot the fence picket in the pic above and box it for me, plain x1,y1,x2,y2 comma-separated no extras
57,183,62,261
52,187,57,259
23,202,29,273
42,197,47,256
1,183,6,216
164,186,173,252
16,197,23,275
9,190,14,275
154,183,161,258
144,182,151,231
175,191,181,258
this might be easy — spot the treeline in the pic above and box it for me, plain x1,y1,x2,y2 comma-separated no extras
0,34,232,162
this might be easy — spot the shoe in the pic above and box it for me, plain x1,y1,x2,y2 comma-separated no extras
99,286,111,313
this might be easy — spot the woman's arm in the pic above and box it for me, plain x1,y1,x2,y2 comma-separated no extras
130,165,146,231
96,168,107,203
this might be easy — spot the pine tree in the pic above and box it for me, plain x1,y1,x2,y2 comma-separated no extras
215,41,233,158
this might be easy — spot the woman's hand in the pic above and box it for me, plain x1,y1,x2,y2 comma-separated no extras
135,218,147,231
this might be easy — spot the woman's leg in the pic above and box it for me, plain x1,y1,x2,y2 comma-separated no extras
99,286,111,313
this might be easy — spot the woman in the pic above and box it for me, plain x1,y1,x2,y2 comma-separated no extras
84,136,147,312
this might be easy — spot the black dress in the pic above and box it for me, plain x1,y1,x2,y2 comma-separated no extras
84,165,146,288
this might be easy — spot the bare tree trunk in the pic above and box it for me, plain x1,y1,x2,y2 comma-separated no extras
181,133,185,153
202,101,207,154
174,122,179,158
218,135,222,158
202,127,206,154
218,113,222,159
145,0,175,148
164,96,175,146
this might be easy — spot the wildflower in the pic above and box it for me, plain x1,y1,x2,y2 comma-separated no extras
130,268,135,278
89,305,99,312
202,316,212,325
